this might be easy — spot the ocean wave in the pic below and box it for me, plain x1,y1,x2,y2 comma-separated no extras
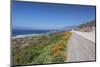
12,34,43,39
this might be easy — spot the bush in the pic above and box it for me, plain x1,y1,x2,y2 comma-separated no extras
12,31,72,65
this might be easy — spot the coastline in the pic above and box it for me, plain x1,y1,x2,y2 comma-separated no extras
12,33,47,39
12,31,59,39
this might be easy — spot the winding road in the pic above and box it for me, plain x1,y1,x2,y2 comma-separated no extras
66,31,96,62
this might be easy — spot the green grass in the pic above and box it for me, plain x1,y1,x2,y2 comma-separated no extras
12,31,72,65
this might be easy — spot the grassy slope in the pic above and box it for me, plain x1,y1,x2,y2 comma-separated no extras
12,32,72,65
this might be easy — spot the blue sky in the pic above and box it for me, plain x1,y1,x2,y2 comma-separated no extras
12,1,96,29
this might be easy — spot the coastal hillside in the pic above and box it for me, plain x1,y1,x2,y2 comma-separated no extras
12,31,72,65
79,20,95,28
78,20,96,32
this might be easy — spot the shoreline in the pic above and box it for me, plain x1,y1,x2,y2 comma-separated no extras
12,33,47,39
12,31,69,39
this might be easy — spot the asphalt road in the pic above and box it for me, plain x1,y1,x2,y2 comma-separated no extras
66,32,96,62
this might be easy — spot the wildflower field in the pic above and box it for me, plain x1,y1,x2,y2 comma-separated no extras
12,31,72,65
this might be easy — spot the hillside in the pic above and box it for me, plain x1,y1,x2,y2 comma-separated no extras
12,31,72,65
79,20,96,29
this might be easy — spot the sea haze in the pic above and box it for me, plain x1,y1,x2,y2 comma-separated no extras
12,29,51,37
12,25,78,37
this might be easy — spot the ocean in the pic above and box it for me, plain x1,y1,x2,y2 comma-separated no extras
12,29,50,37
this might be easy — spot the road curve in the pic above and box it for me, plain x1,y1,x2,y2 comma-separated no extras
66,32,96,62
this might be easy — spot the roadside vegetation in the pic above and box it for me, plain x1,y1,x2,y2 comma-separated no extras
12,31,72,65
